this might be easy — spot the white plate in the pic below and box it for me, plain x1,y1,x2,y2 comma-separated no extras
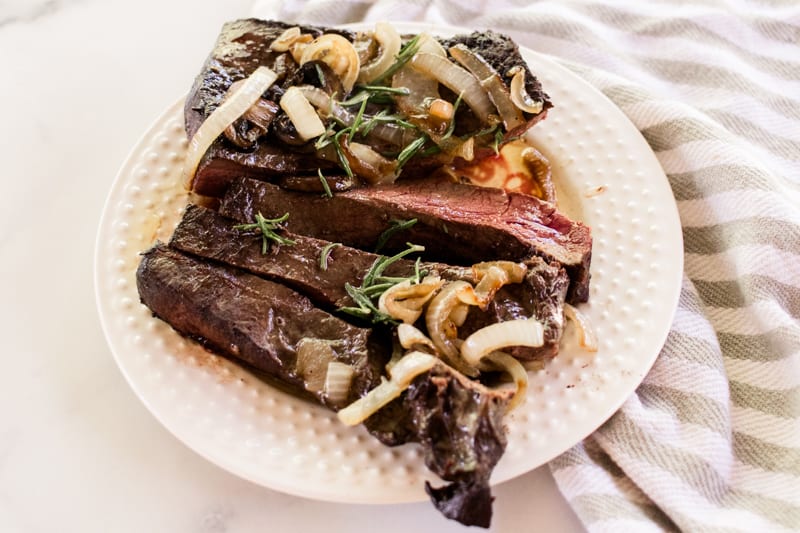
94,22,682,504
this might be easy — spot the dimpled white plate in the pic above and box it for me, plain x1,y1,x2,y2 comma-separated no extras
95,22,682,504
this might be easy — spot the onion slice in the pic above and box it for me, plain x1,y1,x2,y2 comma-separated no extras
280,86,327,141
337,351,438,426
397,323,437,352
564,303,598,352
299,86,416,148
379,275,443,324
300,34,360,93
460,318,544,367
508,66,544,114
324,361,355,406
183,66,278,190
449,44,525,130
479,352,529,411
270,26,302,52
411,53,497,122
358,22,401,83
425,281,479,376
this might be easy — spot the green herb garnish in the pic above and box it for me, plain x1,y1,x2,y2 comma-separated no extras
440,91,464,141
350,97,369,137
491,128,505,155
340,85,411,106
319,242,342,270
233,212,296,254
333,130,354,179
396,135,428,169
374,34,422,83
317,169,333,198
315,63,326,87
339,243,426,324
374,218,418,253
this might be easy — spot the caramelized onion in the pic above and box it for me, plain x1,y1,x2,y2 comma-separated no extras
340,137,399,184
379,275,444,323
508,66,544,114
183,66,278,190
397,323,437,352
300,34,360,93
473,261,527,283
479,351,529,410
270,26,302,52
324,361,355,406
564,303,598,352
296,337,336,393
411,52,497,122
337,351,438,426
425,281,478,376
460,318,544,367
280,86,327,140
358,22,402,83
299,86,415,147
449,44,525,130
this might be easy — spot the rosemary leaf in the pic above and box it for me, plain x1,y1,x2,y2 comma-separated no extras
319,242,341,270
440,91,464,141
350,97,369,137
315,63,326,87
333,130,354,179
317,169,333,198
396,136,428,169
374,34,422,83
337,243,425,324
233,212,295,254
374,218,418,253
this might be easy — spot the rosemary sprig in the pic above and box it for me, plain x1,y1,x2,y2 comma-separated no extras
350,97,369,137
333,129,354,179
374,218,418,253
317,169,333,198
319,242,342,270
233,212,296,254
340,85,410,106
315,63,326,87
359,111,417,137
374,34,422,83
396,136,428,170
491,128,505,155
338,243,426,324
440,91,464,141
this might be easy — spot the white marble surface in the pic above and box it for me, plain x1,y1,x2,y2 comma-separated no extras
0,1,585,531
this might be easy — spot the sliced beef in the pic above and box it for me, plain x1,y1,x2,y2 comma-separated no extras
136,244,382,408
184,19,552,196
184,19,347,197
170,205,568,359
136,243,513,527
169,204,416,309
220,177,591,303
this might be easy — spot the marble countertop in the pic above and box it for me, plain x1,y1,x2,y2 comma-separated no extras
0,1,584,531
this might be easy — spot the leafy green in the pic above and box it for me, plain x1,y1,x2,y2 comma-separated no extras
338,243,426,324
319,242,342,270
233,212,296,254
317,169,333,198
374,218,418,253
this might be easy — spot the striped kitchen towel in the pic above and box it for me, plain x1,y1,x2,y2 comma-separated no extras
253,1,800,531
